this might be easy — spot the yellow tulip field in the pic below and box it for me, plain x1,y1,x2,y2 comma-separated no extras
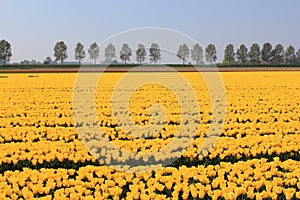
0,72,299,199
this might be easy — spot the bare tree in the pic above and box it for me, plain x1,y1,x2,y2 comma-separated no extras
105,43,116,63
149,43,161,64
88,42,100,64
191,43,204,65
74,42,86,64
136,44,146,64
177,43,190,65
120,43,132,64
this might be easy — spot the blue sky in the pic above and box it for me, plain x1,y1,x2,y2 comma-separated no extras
1,0,300,63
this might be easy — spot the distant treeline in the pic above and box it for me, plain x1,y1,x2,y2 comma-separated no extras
1,39,300,67
1,63,300,70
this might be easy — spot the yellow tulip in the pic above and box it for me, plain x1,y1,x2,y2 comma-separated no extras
296,192,300,199
31,159,37,166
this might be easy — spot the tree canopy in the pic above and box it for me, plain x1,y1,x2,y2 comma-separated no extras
54,41,68,65
0,39,12,67
205,44,217,64
223,44,235,64
249,43,260,64
236,44,248,64
261,42,273,63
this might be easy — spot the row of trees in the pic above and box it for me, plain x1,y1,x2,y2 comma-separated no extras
177,43,217,64
53,41,162,65
52,41,300,65
223,43,300,65
1,39,300,66
52,41,219,65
